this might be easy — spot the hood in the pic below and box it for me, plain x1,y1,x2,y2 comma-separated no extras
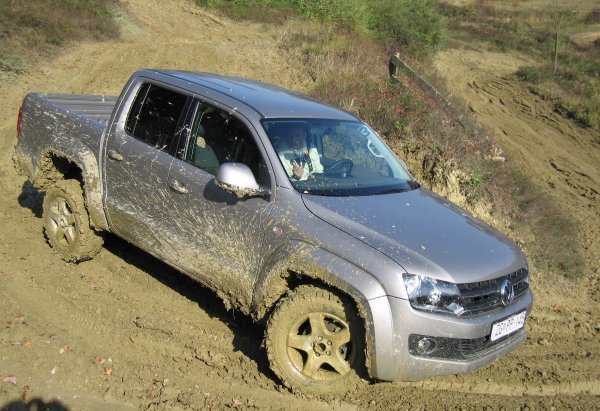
302,188,526,283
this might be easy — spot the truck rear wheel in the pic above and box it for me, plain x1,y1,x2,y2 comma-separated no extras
43,179,103,262
265,285,365,394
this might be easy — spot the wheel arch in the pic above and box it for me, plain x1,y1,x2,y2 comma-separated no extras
34,148,108,231
252,241,389,379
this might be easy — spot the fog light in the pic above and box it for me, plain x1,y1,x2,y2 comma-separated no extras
416,337,437,355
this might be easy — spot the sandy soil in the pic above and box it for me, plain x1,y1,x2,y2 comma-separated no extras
570,26,600,46
1,1,599,409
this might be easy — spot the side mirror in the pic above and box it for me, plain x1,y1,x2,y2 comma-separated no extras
215,163,270,198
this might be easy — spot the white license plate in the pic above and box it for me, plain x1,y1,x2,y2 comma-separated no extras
490,311,526,341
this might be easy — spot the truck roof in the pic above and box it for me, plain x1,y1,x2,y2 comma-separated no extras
153,69,359,121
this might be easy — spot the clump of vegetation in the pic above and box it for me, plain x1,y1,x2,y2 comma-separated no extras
0,0,121,78
516,66,547,84
0,50,26,78
370,0,446,56
195,0,446,56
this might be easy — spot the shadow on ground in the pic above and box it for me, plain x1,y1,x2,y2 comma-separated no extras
103,234,276,379
0,398,69,411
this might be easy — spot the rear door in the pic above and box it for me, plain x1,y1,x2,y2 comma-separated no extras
103,80,190,251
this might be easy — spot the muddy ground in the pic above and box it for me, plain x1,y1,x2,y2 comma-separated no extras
1,0,599,409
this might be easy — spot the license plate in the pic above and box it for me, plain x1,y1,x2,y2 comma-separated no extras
490,311,526,341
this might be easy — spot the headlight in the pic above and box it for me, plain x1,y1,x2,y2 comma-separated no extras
403,274,465,315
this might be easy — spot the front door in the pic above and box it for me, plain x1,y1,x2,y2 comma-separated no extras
162,99,274,310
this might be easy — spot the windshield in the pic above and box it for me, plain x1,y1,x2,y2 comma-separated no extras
262,119,418,196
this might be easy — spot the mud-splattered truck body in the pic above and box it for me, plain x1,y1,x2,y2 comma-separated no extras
14,69,533,393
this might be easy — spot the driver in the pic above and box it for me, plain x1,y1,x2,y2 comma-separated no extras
277,124,323,180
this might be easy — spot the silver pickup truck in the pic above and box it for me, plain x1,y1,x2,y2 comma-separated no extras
14,69,533,394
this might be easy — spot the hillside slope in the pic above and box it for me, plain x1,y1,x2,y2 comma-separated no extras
436,48,600,273
0,1,598,409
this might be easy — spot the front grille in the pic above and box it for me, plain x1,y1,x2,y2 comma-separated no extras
458,330,524,358
409,329,524,360
457,268,529,315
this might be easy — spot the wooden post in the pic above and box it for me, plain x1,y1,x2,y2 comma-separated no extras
389,52,401,79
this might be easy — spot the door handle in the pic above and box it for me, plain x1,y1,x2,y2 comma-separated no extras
169,180,189,194
108,149,124,161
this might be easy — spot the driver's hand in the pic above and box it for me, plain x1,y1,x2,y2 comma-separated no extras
292,161,304,178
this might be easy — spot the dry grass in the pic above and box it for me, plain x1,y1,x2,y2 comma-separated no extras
0,0,121,79
439,1,600,130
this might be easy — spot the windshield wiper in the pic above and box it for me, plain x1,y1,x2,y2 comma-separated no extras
376,187,409,195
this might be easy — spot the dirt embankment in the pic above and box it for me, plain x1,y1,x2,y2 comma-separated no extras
0,1,599,410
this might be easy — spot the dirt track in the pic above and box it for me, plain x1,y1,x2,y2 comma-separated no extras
1,1,599,409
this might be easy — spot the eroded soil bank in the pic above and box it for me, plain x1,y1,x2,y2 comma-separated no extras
1,0,599,409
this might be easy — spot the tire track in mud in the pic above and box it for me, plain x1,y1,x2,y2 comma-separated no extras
465,74,600,203
406,378,600,396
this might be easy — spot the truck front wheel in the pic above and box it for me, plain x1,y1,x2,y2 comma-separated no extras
265,285,365,394
43,179,103,262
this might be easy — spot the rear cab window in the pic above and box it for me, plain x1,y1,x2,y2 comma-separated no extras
125,83,189,154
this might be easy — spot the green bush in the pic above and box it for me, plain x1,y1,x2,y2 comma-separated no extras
369,0,446,55
516,66,545,83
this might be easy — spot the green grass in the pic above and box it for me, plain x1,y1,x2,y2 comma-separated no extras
370,0,447,56
196,0,446,56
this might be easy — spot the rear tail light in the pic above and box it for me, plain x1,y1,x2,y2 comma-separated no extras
16,106,23,140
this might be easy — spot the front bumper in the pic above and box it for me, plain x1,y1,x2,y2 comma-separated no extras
368,289,533,381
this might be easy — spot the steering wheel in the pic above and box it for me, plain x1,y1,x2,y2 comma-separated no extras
326,159,354,177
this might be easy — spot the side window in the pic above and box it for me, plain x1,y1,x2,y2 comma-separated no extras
125,83,188,151
184,101,269,185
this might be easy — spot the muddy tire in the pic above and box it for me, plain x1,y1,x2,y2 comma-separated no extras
42,179,103,263
265,285,365,394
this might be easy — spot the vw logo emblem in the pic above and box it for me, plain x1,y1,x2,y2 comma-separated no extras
499,278,515,306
